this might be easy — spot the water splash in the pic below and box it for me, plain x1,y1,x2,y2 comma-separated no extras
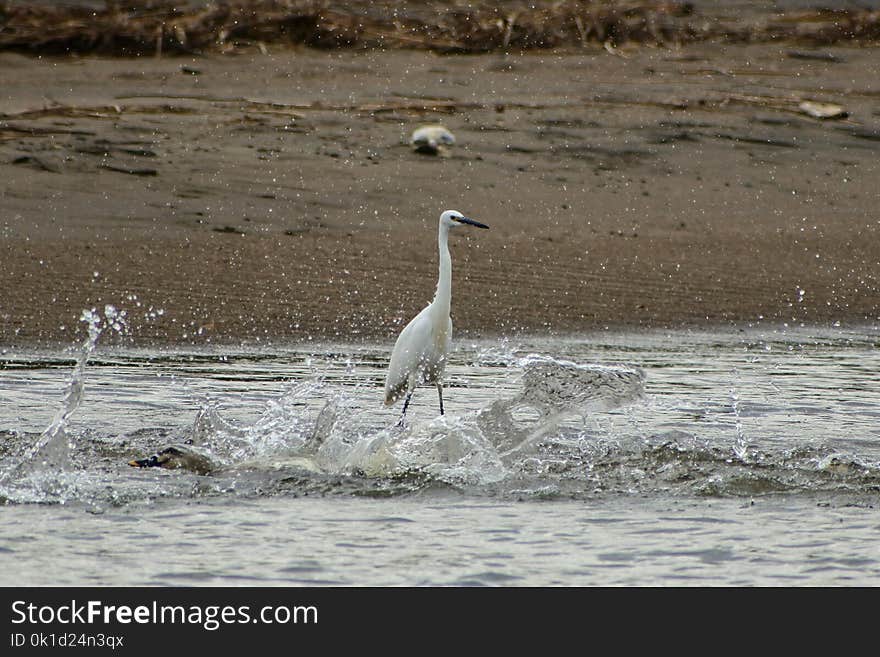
185,376,348,468
510,355,646,414
492,356,645,458
6,330,878,507
0,306,126,498
730,367,749,461
171,354,647,491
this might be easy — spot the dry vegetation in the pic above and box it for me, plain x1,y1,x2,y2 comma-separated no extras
0,0,878,56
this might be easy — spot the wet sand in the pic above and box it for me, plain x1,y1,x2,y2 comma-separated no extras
1,41,879,348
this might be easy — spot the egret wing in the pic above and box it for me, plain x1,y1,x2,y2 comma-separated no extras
384,306,433,405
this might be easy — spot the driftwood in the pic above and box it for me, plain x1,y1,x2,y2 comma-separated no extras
0,1,877,57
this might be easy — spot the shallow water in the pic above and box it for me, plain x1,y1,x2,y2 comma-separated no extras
1,322,879,586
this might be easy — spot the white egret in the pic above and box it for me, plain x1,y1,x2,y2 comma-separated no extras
384,209,489,422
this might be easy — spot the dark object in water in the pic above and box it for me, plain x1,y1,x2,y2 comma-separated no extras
128,445,214,475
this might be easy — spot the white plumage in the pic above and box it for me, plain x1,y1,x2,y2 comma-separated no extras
384,210,489,421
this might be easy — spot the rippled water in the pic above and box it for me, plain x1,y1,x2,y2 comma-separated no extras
1,319,879,585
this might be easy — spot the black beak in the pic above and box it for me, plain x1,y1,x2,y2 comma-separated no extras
129,446,179,469
456,217,489,229
128,455,160,468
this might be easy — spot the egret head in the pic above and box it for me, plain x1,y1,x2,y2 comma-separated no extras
440,210,489,230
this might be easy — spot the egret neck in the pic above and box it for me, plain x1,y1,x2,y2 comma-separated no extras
433,219,453,319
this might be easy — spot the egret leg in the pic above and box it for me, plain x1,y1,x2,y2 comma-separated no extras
397,391,413,427
437,383,444,415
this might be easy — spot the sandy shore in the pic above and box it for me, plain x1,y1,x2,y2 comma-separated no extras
1,39,879,348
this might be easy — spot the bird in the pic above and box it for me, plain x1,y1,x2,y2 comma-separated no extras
128,445,214,476
384,210,489,423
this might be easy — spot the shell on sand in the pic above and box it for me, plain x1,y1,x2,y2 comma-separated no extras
410,124,456,155
798,100,848,120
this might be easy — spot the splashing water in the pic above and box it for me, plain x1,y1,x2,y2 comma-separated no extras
177,353,646,488
730,367,748,461
3,328,880,587
2,327,879,507
0,306,126,499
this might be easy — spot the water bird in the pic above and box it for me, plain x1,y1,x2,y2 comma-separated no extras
410,124,455,155
384,210,489,422
128,445,214,476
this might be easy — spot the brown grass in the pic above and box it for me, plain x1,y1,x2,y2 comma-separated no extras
0,1,878,56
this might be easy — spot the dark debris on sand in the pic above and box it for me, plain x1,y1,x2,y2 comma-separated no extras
0,1,879,57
